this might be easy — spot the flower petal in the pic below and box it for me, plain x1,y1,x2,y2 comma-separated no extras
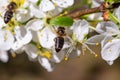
86,35,105,45
37,27,56,49
52,0,74,8
72,19,89,41
38,57,53,72
0,30,14,51
96,21,120,35
39,0,55,12
0,51,8,63
101,39,120,65
29,4,45,18
24,44,38,59
26,19,44,31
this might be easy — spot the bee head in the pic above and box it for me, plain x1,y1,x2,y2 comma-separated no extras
8,2,17,10
57,27,66,36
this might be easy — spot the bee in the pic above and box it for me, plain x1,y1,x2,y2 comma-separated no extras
54,27,66,52
4,1,17,24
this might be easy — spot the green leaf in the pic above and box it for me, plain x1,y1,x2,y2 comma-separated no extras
105,0,120,3
36,0,42,6
50,16,74,27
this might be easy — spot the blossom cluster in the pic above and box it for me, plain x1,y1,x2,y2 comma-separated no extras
0,0,120,72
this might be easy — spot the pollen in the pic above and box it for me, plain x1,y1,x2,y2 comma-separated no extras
95,54,98,58
64,11,68,15
10,0,25,7
96,43,99,46
37,44,41,49
11,53,16,58
110,31,113,34
53,3,57,7
64,57,69,61
42,51,52,59
4,33,8,42
59,14,63,16
109,40,112,43
84,34,87,37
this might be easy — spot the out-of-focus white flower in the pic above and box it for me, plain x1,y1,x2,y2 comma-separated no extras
38,57,54,72
101,36,120,65
0,30,14,63
72,19,89,42
96,21,120,35
0,51,8,63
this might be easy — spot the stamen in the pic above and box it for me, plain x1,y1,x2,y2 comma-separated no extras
64,11,68,15
96,43,99,46
82,43,96,56
109,40,112,43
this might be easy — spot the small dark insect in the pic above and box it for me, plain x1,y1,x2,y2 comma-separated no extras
54,27,66,52
4,2,17,24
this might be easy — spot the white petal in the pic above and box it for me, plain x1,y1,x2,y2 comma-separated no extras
0,51,8,63
14,26,32,45
96,21,120,35
72,19,89,41
52,0,74,8
24,44,38,59
115,6,120,23
0,30,14,51
101,39,120,64
16,9,33,23
29,0,38,3
107,61,113,65
39,0,55,12
12,41,24,51
101,36,113,48
0,17,5,29
26,19,44,31
86,35,105,45
38,57,53,72
29,4,45,18
38,27,56,49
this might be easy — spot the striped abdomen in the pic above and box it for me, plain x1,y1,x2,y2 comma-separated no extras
4,10,13,24
55,36,64,52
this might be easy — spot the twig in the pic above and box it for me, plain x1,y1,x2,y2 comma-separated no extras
66,2,120,18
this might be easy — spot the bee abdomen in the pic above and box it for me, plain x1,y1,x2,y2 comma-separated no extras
4,10,13,24
55,37,64,52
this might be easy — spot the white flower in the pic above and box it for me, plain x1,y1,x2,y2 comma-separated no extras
29,4,46,18
115,6,120,23
0,30,14,63
0,30,14,50
26,19,44,31
16,9,33,23
39,0,55,12
0,51,8,63
72,19,89,41
52,0,74,8
101,36,120,65
12,26,32,51
96,21,120,35
86,35,105,45
38,57,54,72
24,44,38,60
37,27,56,49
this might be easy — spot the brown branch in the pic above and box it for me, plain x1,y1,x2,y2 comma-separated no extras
66,2,120,18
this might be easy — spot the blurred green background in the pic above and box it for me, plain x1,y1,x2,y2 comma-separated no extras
1,0,120,80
